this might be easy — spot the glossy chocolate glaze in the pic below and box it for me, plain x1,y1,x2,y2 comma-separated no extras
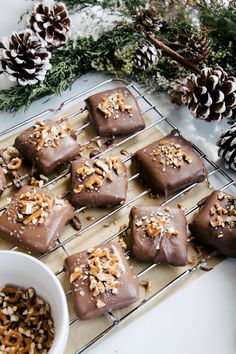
85,87,145,137
70,157,128,207
189,190,236,257
14,119,81,176
133,132,208,197
130,206,188,266
0,186,74,253
0,167,6,193
64,241,139,320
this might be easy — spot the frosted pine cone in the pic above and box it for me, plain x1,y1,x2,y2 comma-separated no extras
134,43,161,70
30,0,71,47
171,67,236,121
134,6,162,33
218,123,236,170
186,34,212,64
0,29,51,86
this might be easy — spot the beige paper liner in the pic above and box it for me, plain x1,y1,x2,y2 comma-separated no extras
0,101,224,354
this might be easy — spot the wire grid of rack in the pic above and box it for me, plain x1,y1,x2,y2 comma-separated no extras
0,78,236,354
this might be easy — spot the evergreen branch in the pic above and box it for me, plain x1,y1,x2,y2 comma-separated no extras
0,26,136,113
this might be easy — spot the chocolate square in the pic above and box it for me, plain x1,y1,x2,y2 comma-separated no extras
133,132,207,197
189,190,236,257
130,206,188,266
0,186,74,253
14,119,81,176
0,167,7,194
70,157,128,207
64,241,139,320
85,87,145,137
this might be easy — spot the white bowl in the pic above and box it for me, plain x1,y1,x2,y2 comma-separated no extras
0,251,69,354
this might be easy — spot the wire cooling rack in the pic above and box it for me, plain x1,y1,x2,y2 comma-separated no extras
0,78,236,354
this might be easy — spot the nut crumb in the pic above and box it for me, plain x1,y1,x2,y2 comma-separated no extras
96,299,106,308
140,280,152,293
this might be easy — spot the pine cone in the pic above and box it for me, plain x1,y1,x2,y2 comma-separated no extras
30,0,71,47
134,6,162,33
134,43,161,70
171,67,236,121
186,34,212,64
0,29,51,86
218,123,236,170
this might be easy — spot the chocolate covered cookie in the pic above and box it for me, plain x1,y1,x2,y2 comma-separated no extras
85,87,145,137
0,186,74,253
14,119,81,175
133,132,207,197
130,206,188,266
0,167,6,193
64,241,139,320
70,157,128,207
189,190,236,257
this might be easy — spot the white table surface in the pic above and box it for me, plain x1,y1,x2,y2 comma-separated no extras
0,2,235,354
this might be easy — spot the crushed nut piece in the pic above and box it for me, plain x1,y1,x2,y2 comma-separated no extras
7,157,22,170
140,280,152,293
74,184,84,194
70,267,83,283
96,299,106,308
85,176,103,190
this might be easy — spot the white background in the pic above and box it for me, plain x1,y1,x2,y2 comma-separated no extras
0,1,236,354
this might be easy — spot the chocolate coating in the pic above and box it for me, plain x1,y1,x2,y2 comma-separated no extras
130,206,188,266
70,157,128,207
133,132,207,197
14,119,81,176
0,186,74,253
64,241,139,320
0,167,6,193
85,87,145,137
189,190,236,257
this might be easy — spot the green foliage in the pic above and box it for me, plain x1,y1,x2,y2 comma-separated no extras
59,0,146,12
0,0,235,117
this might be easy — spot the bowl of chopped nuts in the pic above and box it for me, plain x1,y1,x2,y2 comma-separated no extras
0,251,69,353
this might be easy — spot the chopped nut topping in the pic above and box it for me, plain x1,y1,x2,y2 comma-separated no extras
16,189,53,225
209,193,236,229
135,210,179,240
29,177,44,188
71,247,122,308
74,184,84,194
70,267,83,283
0,285,54,353
153,141,192,169
2,147,20,162
76,165,95,179
96,299,106,308
97,92,132,118
75,157,123,192
30,120,68,151
85,176,103,190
